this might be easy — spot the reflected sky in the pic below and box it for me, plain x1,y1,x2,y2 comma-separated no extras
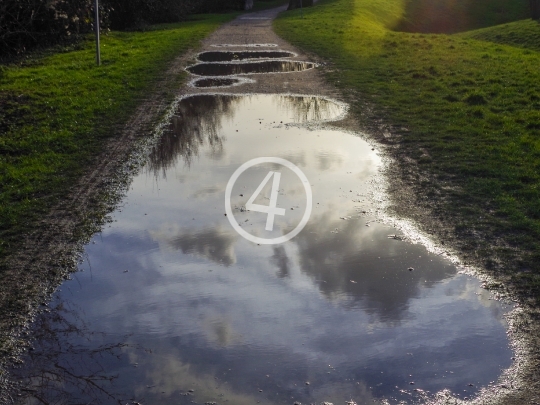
18,95,512,405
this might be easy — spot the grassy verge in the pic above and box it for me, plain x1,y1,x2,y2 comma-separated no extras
0,13,237,264
462,19,540,52
274,0,540,301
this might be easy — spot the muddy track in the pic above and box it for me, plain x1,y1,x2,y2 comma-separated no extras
1,5,540,405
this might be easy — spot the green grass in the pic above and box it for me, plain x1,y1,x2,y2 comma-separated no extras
274,0,540,300
462,19,540,52
0,13,236,262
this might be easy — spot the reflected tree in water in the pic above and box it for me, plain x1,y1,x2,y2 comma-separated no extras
148,95,239,176
8,301,140,405
273,96,343,123
148,94,344,177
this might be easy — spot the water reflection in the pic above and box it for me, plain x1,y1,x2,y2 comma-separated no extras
294,211,456,320
191,77,241,88
9,302,137,405
186,60,316,76
151,226,237,266
14,94,512,405
148,94,345,175
198,51,294,62
148,95,234,174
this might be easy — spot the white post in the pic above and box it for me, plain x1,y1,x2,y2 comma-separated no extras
94,0,101,66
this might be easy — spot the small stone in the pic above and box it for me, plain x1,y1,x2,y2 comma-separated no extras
409,382,415,385
305,382,310,385
408,267,414,271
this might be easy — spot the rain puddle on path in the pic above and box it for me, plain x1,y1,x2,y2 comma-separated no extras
187,60,315,76
190,77,245,88
14,94,513,405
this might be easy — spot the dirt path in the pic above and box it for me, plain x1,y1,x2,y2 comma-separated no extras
1,6,540,405
183,6,344,99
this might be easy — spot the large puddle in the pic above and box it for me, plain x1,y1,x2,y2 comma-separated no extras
14,94,513,405
186,61,315,76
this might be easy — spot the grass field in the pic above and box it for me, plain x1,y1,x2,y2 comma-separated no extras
274,0,540,300
0,13,237,264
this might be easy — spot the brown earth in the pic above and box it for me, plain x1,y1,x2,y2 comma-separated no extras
1,5,539,405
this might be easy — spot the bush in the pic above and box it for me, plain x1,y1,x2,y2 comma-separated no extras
0,0,245,57
0,0,106,57
107,0,245,30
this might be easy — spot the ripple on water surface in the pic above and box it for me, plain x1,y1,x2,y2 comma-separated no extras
13,94,513,405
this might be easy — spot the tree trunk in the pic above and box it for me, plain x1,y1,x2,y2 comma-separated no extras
287,0,314,11
532,0,540,20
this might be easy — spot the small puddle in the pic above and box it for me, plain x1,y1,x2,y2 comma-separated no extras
187,60,315,76
198,50,294,62
190,77,245,88
13,94,513,405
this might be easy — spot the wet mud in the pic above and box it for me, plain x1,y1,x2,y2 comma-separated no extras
211,43,278,48
197,50,294,62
